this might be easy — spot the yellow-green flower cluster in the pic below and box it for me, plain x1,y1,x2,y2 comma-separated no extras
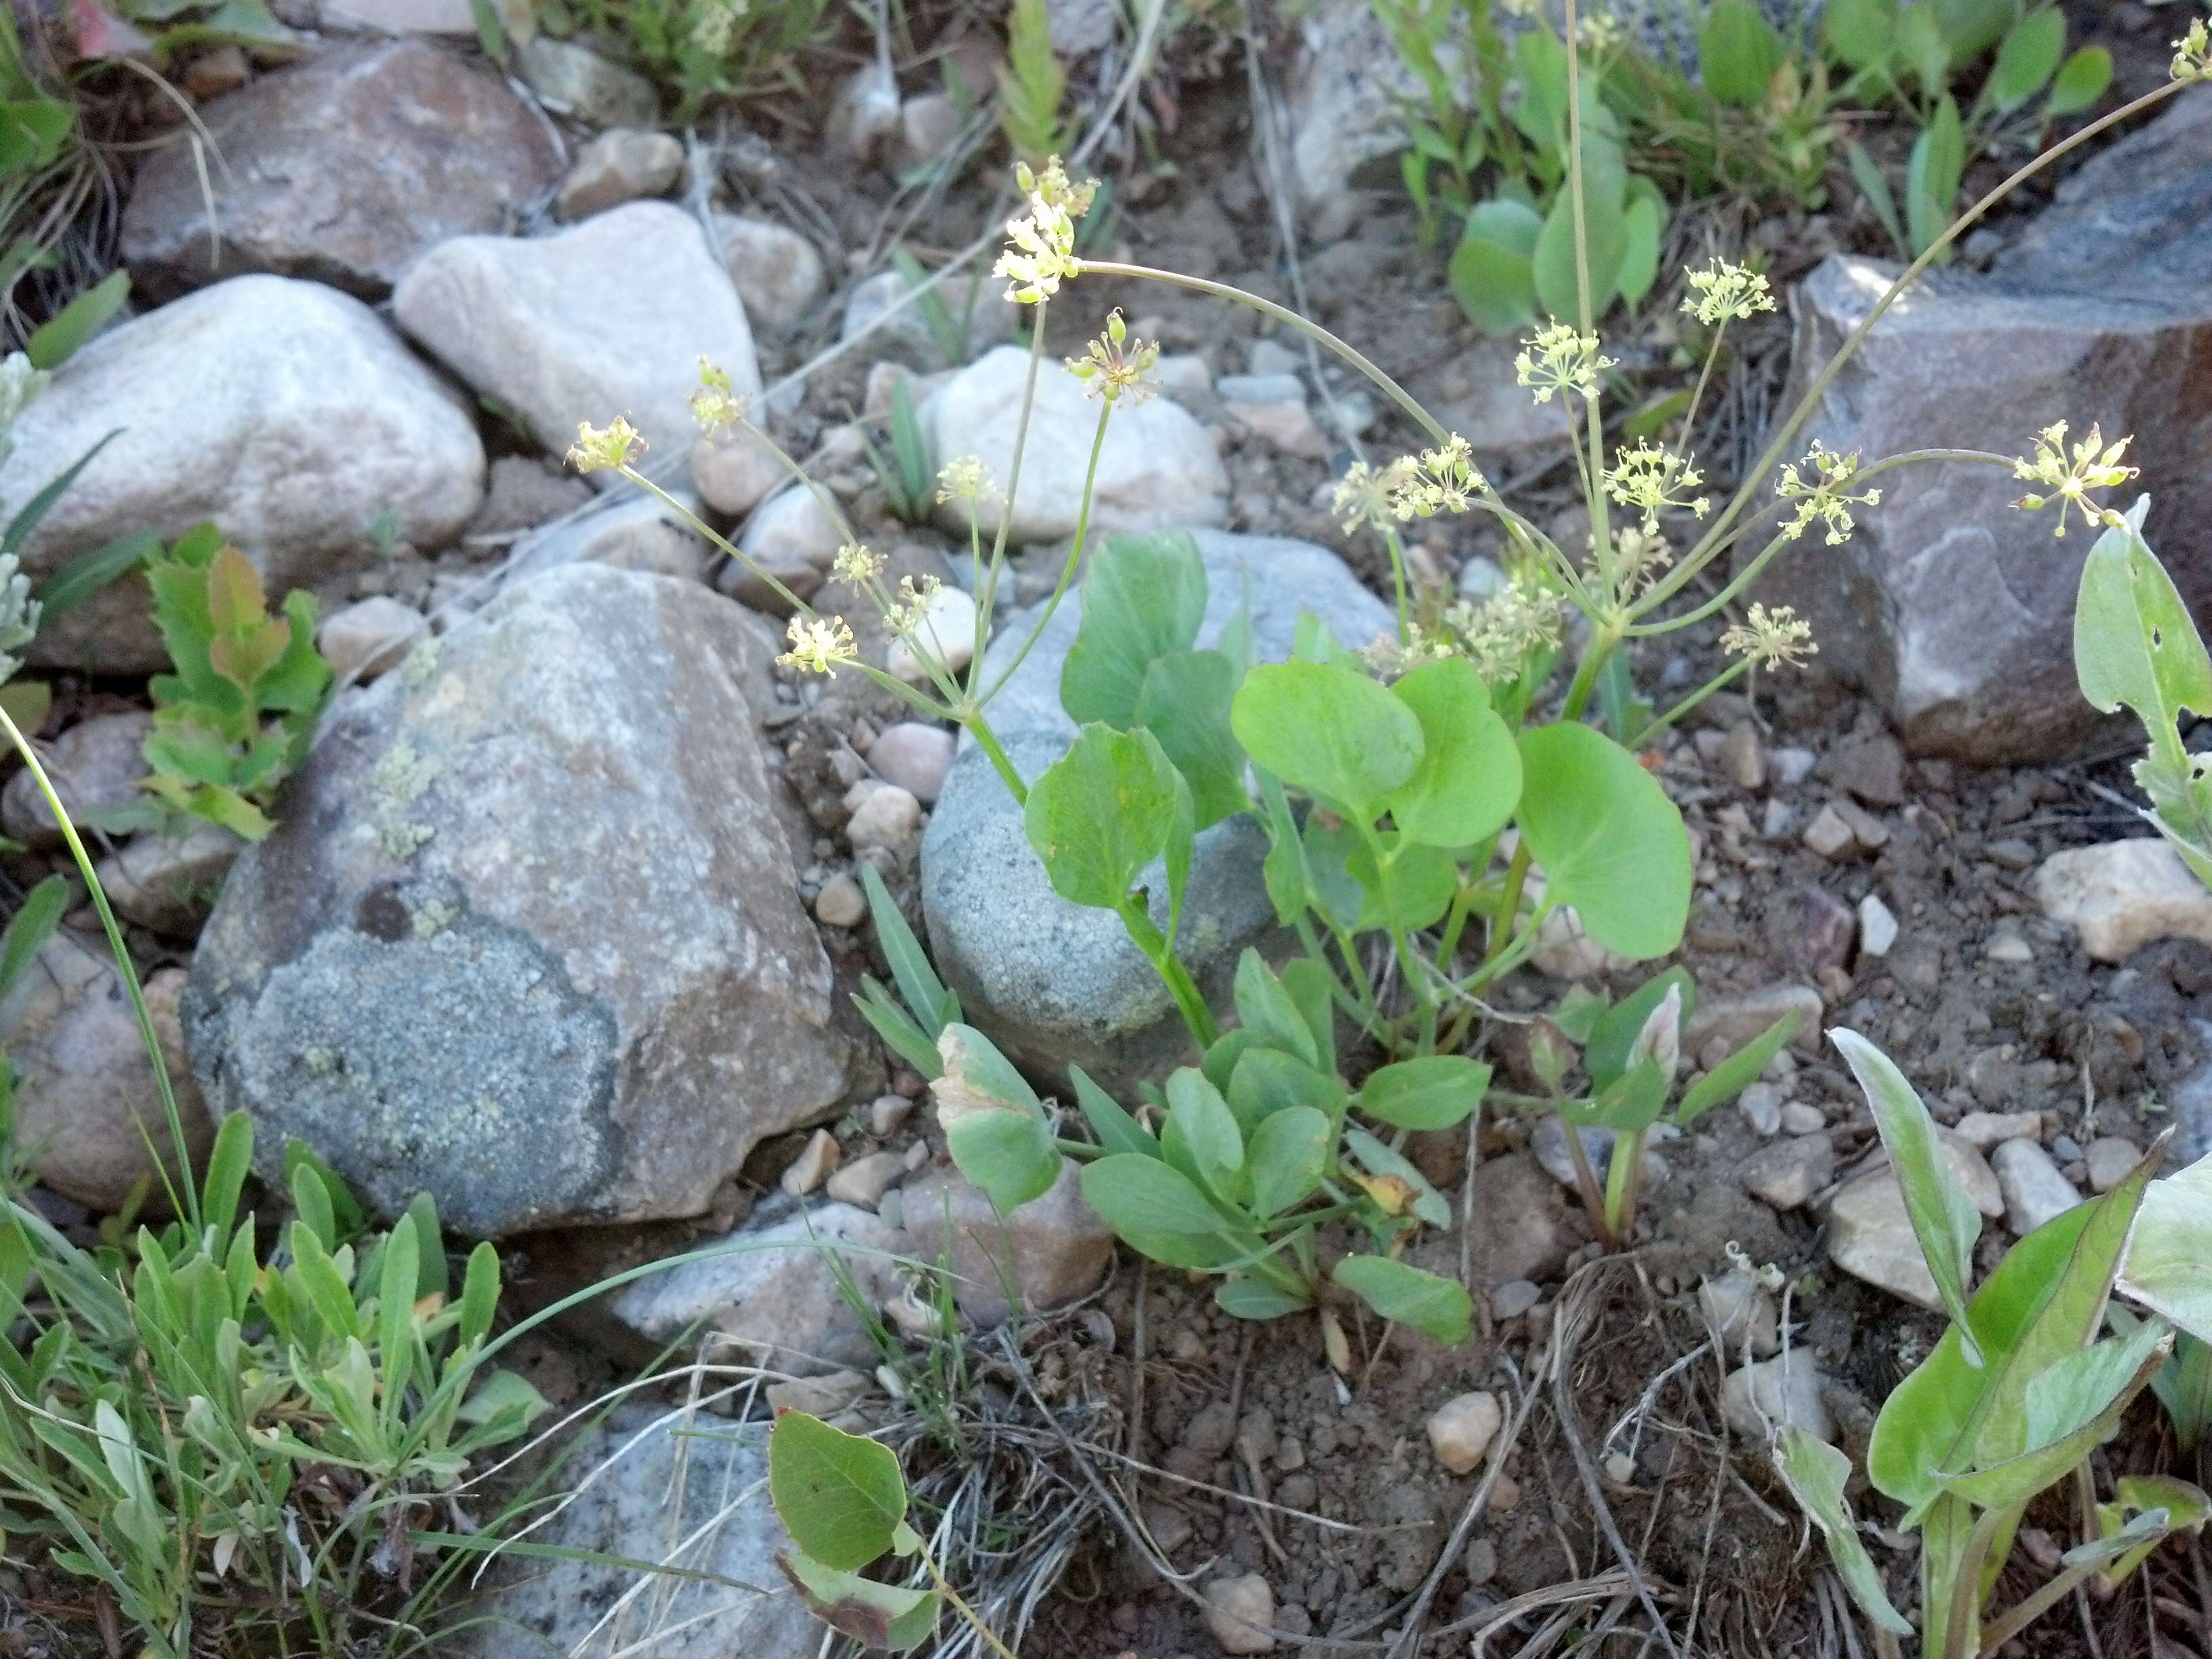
2011,421,2137,537
1604,440,1710,531
1394,434,1486,518
994,158,1097,305
1721,602,1816,669
887,573,943,634
1067,310,1160,404
1441,571,1566,682
1515,322,1614,404
690,359,748,438
1681,260,1776,327
832,542,885,587
779,615,858,675
936,455,1001,506
567,416,645,474
2175,18,2211,81
1776,441,1881,545
689,0,749,57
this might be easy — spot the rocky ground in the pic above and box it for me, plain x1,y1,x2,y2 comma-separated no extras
2,0,2211,1655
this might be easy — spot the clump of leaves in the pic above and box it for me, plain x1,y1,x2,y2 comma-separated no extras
857,373,937,525
0,1113,547,1659
1526,966,1797,1243
1776,1029,2212,1659
1824,0,2112,258
141,524,330,838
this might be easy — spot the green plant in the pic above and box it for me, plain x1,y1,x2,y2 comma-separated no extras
1515,966,1797,1243
857,372,937,525
998,0,1073,166
1605,0,1843,209
140,524,331,839
766,1408,1014,1656
1775,1029,2212,1658
573,12,2211,1339
1824,0,2111,258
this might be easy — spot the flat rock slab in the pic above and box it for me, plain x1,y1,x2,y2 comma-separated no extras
123,41,560,300
184,565,851,1236
0,274,484,673
394,201,762,466
1763,87,2212,762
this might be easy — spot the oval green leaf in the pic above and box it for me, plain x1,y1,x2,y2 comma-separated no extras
1384,657,1522,846
1515,722,1690,960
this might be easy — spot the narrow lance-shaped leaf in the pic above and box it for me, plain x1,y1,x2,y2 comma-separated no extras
1773,1429,1913,1636
1832,1027,1984,1366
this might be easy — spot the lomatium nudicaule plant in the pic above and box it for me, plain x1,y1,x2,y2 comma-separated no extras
561,7,2212,1370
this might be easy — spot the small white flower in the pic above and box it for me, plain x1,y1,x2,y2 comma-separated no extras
1721,602,1816,670
1776,442,1881,546
778,615,858,675
1681,260,1776,328
1515,321,1614,405
2011,420,2137,537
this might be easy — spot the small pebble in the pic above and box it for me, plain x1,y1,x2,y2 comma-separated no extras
1738,1081,1783,1136
1803,804,1856,861
815,872,866,928
1492,1278,1542,1319
2084,1136,2144,1193
1602,1451,1637,1486
1769,745,1818,787
1203,1574,1277,1654
846,783,922,850
1463,1536,1498,1585
1779,1101,1826,1135
1426,1391,1504,1474
825,1148,901,1208
1719,720,1766,790
867,721,956,804
780,1128,840,1197
869,1092,914,1136
1985,930,2035,964
1858,893,1898,958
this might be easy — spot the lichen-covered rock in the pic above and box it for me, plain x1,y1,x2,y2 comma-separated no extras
920,531,1391,1091
0,276,485,672
119,41,561,300
184,564,851,1235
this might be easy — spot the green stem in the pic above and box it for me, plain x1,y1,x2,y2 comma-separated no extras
970,310,1052,640
964,713,1029,806
1380,526,1414,641
1117,896,1218,1048
1601,1126,1645,1240
918,1541,1021,1659
1354,819,1437,1036
1561,1111,1612,1243
1561,0,1618,608
0,703,198,1232
1629,654,1755,745
1483,623,1613,967
978,398,1114,706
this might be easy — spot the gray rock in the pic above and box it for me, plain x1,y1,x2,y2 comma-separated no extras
1204,1574,1277,1655
866,722,954,804
394,202,761,467
1858,893,1898,958
514,35,660,128
710,213,825,337
319,596,426,683
0,935,211,1212
1699,1268,1780,1357
895,91,962,170
839,268,1018,369
1739,1132,1834,1211
736,483,842,583
1827,1136,2003,1310
1,710,150,848
96,821,245,938
900,1158,1112,1326
1047,0,1116,54
0,276,484,673
2035,838,2212,962
923,345,1229,544
602,1202,905,1372
920,531,1391,1090
1683,982,1824,1057
120,41,560,300
184,565,850,1235
825,1148,902,1208
1991,1137,2082,1235
1410,337,1573,459
464,1402,819,1659
1285,0,1469,204
305,0,474,30
1719,1355,1833,1443
690,430,784,518
1762,89,2212,761
518,487,712,583
1952,1109,2042,1151
555,128,684,221
2084,1136,2145,1193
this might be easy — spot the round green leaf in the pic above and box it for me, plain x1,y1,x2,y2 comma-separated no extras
1231,661,1423,817
1450,199,1542,334
768,1411,907,1571
1515,722,1689,960
1330,1254,1471,1344
1355,1055,1492,1131
1385,657,1522,846
1023,722,1182,909
1246,1105,1332,1218
1080,1153,1249,1271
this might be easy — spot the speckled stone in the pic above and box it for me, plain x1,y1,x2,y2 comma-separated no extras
184,564,851,1235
